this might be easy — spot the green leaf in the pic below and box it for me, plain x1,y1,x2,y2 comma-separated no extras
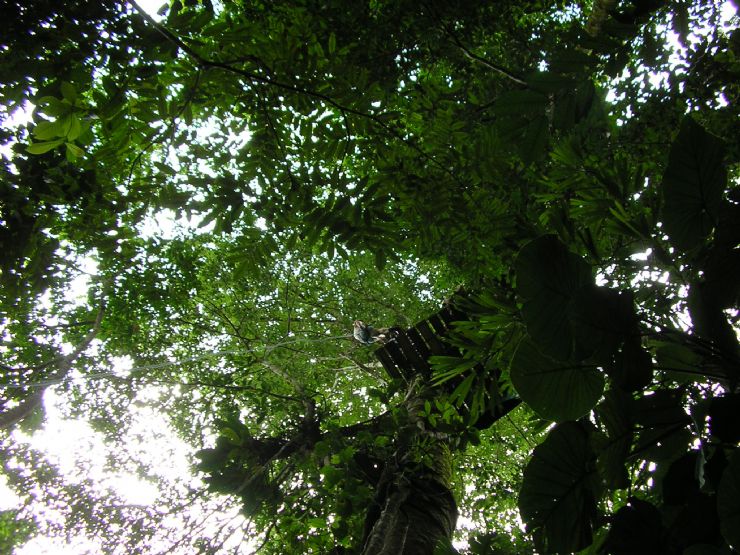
708,394,740,443
33,119,64,140
569,286,635,364
520,115,550,164
26,139,64,154
313,440,330,460
431,357,478,385
610,338,653,392
682,545,723,555
65,142,84,159
520,292,574,360
515,235,593,360
194,448,223,471
718,450,740,550
154,161,178,176
552,81,604,132
433,537,460,555
594,388,633,490
328,32,336,55
661,451,701,505
661,116,726,251
549,50,598,74
519,421,598,553
526,71,578,93
37,95,70,117
655,341,703,374
510,338,604,422
602,498,665,554
321,465,342,487
491,90,548,116
449,373,475,404
633,390,691,462
66,115,82,141
516,235,592,299
60,81,77,103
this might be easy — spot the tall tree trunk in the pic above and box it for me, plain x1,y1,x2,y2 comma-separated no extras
361,389,458,554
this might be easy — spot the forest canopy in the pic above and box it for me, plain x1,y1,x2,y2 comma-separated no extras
1,0,739,553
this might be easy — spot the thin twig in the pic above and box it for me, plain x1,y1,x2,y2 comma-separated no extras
453,39,528,87
422,2,527,87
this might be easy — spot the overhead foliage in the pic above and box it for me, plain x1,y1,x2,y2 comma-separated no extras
1,0,738,553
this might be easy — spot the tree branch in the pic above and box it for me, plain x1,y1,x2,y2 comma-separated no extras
128,0,464,186
443,28,527,86
422,2,527,87
0,296,107,431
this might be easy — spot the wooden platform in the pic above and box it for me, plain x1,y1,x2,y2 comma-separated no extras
373,304,466,381
372,299,521,429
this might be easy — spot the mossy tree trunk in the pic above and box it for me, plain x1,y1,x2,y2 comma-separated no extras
361,389,458,555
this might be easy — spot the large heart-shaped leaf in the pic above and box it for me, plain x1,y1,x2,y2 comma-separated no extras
661,116,726,251
718,450,740,550
510,338,605,422
603,498,665,554
633,389,691,462
520,290,575,360
515,235,593,360
519,421,599,553
570,285,635,364
516,235,592,299
491,90,549,116
594,388,633,490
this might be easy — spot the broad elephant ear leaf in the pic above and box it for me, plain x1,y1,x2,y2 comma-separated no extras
718,449,740,550
510,338,604,422
570,285,636,364
519,421,599,554
515,234,593,360
633,389,692,462
603,498,666,554
515,235,592,304
593,388,633,490
661,115,726,252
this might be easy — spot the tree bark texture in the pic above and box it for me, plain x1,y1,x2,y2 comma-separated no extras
361,390,458,554
360,468,457,555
